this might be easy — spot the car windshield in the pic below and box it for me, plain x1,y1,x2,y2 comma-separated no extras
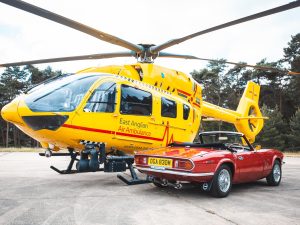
200,132,246,147
24,74,101,112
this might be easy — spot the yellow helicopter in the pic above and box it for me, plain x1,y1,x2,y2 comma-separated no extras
1,0,299,183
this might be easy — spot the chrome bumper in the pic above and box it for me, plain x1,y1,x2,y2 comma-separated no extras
136,166,214,177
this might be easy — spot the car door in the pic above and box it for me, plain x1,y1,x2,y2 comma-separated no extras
235,150,264,182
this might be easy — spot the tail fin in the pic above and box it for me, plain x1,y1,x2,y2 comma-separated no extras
202,81,266,143
234,81,265,143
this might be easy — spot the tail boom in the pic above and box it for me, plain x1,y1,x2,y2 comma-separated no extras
201,81,265,143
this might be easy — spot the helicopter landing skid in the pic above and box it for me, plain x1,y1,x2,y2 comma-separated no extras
117,164,151,185
39,147,150,185
49,166,105,174
39,148,81,174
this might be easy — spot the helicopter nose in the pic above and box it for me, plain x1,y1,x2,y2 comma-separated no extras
1,98,22,123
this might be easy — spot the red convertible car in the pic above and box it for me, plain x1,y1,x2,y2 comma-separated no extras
135,131,283,197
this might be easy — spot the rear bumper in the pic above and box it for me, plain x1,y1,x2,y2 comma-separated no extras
136,166,214,182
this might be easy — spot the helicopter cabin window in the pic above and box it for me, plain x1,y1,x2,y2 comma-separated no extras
84,82,116,113
183,104,190,120
120,85,152,116
161,97,177,118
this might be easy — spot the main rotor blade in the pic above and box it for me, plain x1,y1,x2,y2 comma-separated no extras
151,1,300,53
0,0,143,53
0,52,135,67
159,52,300,75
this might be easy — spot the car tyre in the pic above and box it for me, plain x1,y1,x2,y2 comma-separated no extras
266,160,281,186
210,164,232,198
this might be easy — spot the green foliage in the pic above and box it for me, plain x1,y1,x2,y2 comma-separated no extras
0,65,62,147
0,66,29,106
192,33,300,150
283,33,300,72
287,108,300,150
255,105,287,150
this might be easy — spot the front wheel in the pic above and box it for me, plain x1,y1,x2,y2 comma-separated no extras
210,165,232,198
266,160,282,186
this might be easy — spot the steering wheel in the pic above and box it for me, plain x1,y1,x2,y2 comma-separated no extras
225,143,245,151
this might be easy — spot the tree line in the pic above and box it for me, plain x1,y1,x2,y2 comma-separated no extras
192,33,300,151
0,33,299,151
0,65,63,147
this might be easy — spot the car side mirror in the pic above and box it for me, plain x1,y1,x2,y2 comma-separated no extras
254,145,261,150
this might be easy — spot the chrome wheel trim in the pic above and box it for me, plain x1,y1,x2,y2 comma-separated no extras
218,169,231,193
273,163,281,183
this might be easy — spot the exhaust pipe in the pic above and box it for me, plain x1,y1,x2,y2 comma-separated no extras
168,181,183,189
175,182,183,189
151,177,183,189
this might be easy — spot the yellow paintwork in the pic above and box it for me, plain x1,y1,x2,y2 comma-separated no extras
1,63,264,153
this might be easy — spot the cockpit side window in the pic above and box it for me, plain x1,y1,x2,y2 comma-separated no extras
84,82,116,113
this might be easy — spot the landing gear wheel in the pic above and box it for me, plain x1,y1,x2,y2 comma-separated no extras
266,160,281,186
210,165,232,198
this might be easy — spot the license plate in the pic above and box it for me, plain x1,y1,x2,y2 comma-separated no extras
148,157,173,168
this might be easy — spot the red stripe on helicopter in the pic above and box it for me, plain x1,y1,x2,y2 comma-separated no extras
193,102,201,108
62,124,114,134
115,132,161,141
62,124,157,140
62,122,175,145
177,89,191,97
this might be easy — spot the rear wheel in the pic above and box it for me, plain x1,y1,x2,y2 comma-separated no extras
210,165,232,198
266,160,281,186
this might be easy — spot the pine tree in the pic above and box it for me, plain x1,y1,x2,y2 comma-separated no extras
256,105,288,150
287,108,300,151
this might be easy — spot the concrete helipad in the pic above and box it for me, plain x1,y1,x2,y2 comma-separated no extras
0,152,299,225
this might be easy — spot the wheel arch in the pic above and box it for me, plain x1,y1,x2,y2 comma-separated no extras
272,155,282,166
216,159,235,177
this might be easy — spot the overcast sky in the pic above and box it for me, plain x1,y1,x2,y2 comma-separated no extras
0,0,299,75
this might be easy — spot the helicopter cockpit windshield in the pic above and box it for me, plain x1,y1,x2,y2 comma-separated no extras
24,74,101,112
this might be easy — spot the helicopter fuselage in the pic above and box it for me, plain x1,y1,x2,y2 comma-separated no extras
1,63,264,154
2,64,203,154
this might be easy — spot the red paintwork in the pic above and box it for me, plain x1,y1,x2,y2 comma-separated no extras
135,146,284,184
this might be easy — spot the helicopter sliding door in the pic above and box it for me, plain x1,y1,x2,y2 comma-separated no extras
155,96,194,145
115,84,155,153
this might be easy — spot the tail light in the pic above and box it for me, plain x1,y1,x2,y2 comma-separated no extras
135,156,148,165
173,159,193,170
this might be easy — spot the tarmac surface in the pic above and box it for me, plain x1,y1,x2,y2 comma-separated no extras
0,152,299,225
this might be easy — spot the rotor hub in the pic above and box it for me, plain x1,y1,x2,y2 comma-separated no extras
136,44,158,63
